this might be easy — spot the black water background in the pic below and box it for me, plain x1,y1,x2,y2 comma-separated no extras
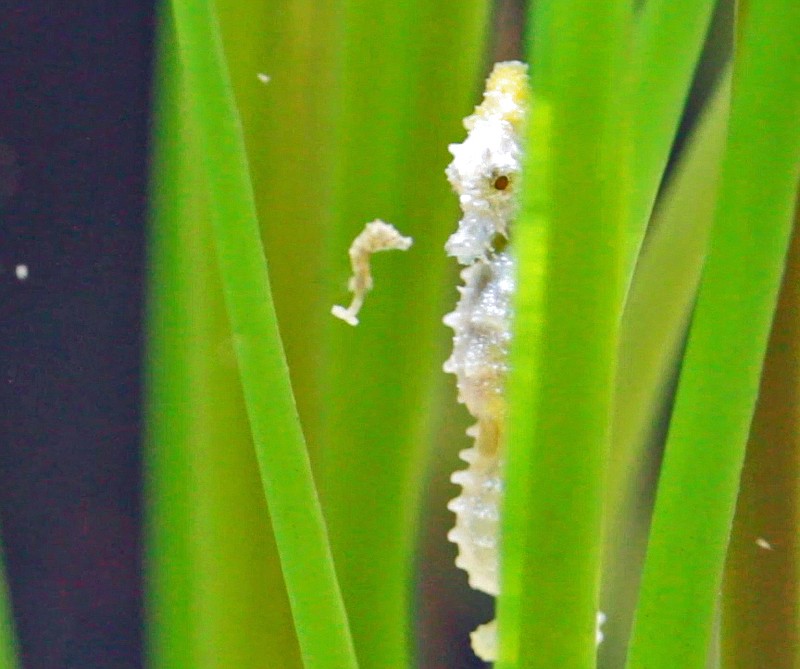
0,3,154,667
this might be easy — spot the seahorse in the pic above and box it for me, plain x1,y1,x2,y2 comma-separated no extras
443,60,529,663
331,220,413,326
443,62,605,662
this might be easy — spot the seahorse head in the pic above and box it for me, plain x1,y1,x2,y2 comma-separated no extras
444,61,530,265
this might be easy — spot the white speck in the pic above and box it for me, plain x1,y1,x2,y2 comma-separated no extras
15,264,28,281
597,611,606,644
257,73,271,85
756,537,774,551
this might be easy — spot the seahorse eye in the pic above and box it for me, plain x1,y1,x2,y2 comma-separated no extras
493,175,509,190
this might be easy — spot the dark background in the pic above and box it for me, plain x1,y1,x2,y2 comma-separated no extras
0,3,155,667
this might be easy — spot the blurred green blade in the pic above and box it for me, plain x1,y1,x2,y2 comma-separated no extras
497,1,631,667
626,0,800,666
168,1,358,667
145,11,199,664
721,203,800,668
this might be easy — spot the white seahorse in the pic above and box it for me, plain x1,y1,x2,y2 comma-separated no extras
443,60,528,663
444,61,604,662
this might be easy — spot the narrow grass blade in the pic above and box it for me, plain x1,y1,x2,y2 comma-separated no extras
168,2,358,667
601,69,731,668
721,202,800,668
497,2,632,667
145,10,301,668
626,2,800,666
317,1,491,666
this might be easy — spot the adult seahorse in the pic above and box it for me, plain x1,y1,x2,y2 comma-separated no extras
443,60,529,663
443,61,604,662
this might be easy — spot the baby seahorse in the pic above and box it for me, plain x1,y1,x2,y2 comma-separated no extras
443,60,529,663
